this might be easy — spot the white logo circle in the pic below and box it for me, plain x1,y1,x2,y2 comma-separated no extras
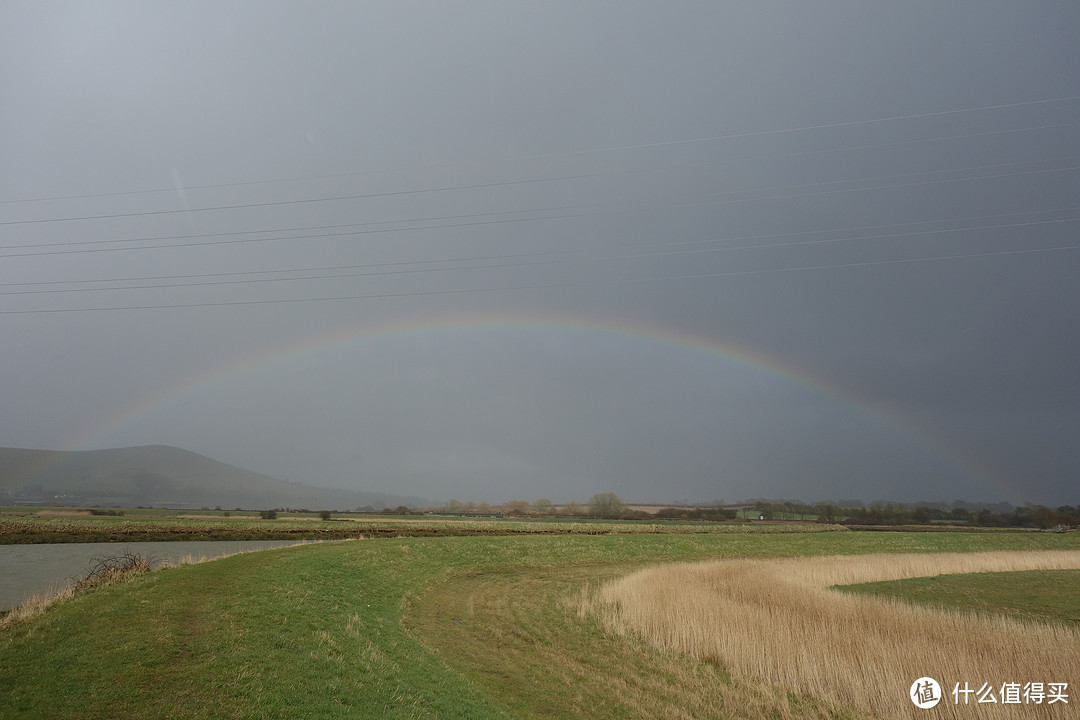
910,677,942,709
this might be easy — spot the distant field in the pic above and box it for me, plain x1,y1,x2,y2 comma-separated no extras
1,526,1077,719
0,505,841,543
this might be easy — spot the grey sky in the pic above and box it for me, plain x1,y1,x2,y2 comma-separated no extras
2,1,1077,505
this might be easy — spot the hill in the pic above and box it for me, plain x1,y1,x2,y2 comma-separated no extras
0,445,425,510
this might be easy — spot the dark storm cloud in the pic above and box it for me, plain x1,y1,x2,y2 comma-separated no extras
2,1,1078,506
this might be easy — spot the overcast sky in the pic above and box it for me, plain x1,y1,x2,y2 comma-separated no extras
2,2,1078,506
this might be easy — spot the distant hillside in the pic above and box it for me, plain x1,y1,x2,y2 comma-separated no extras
0,445,425,510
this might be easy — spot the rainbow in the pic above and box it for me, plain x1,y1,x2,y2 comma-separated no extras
60,308,1007,501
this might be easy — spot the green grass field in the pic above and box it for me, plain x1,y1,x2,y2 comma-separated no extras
837,568,1080,626
1,523,1077,719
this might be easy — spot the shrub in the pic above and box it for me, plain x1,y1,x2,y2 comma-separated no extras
260,510,278,520
319,510,332,521
74,552,153,593
588,492,627,519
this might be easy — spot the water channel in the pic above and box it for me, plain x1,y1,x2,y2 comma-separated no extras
0,541,306,610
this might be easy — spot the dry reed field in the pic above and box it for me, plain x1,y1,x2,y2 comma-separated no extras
583,551,1080,719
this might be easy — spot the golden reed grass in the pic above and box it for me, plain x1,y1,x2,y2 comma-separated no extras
583,551,1080,719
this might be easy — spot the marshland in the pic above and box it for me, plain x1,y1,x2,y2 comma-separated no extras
2,511,1077,719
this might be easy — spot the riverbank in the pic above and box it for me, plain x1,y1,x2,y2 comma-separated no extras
0,540,308,611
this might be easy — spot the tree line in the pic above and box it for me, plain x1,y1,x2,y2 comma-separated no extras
751,500,1079,529
409,496,1078,528
422,493,635,519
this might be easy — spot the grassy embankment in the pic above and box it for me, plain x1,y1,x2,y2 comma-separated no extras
1,525,1078,719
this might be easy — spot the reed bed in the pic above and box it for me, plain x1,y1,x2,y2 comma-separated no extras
584,551,1080,719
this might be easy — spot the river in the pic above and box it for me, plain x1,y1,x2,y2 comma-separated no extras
0,541,306,610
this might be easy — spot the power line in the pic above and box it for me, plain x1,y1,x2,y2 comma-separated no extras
550,95,1080,156
0,204,599,252
686,164,1080,209
4,117,1076,207
640,206,1080,252
4,156,1078,259
0,242,1074,316
715,121,1080,166
7,206,1076,290
637,217,1080,259
3,215,1078,298
0,167,651,227
0,209,598,259
2,95,1075,313
4,95,1075,208
631,244,1080,283
10,205,1080,293
666,155,1080,206
0,169,398,206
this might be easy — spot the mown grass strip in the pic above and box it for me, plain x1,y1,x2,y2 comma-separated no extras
406,564,859,720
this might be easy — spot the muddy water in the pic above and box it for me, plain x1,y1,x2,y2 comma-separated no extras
0,541,305,610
